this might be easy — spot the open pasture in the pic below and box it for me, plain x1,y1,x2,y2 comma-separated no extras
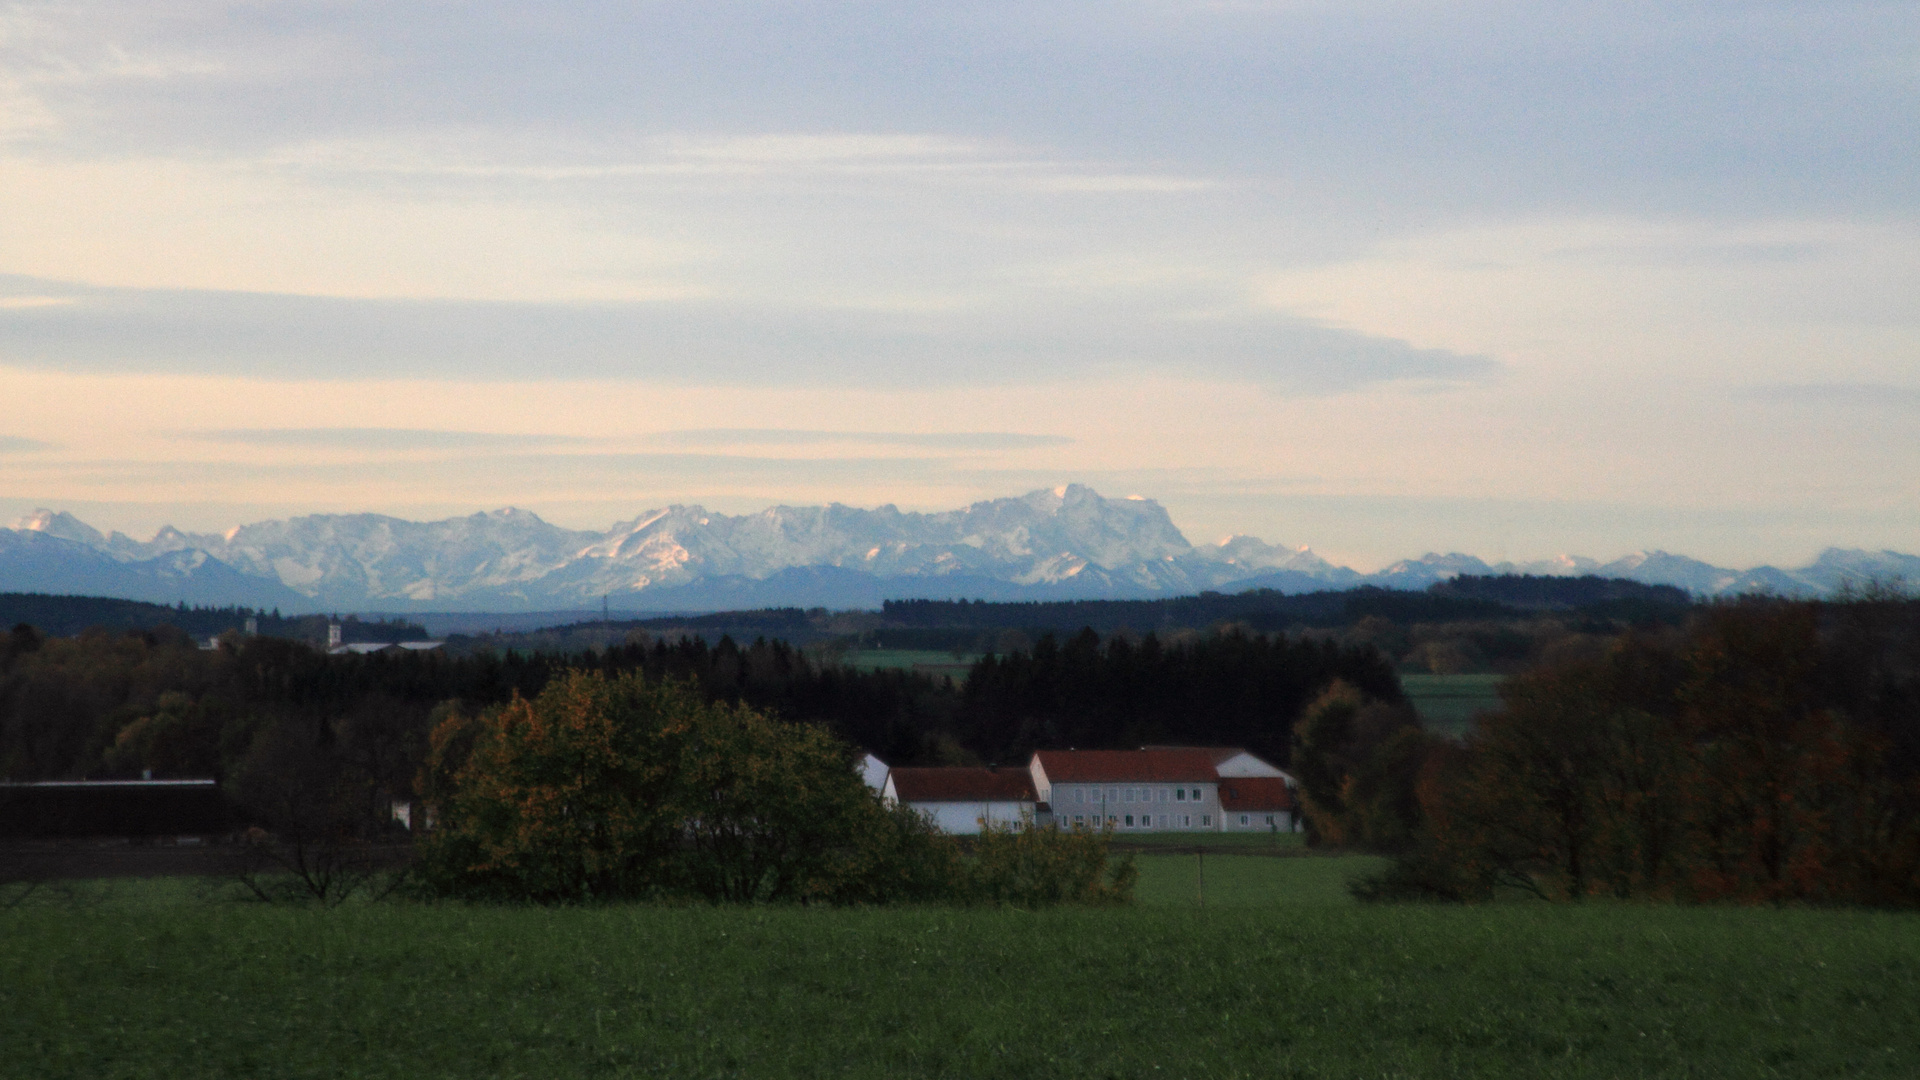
6,874,1919,1079
838,649,980,681
1132,852,1386,907
1401,672,1505,737
1109,830,1309,854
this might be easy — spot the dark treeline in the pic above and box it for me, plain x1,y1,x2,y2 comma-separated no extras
882,576,1693,637
1325,596,1920,906
0,626,953,786
1,618,1391,793
1429,574,1692,612
961,627,1401,767
0,593,427,643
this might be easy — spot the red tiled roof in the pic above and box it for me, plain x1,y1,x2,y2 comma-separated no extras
889,767,1036,803
1218,777,1294,812
1138,746,1250,764
1031,749,1223,784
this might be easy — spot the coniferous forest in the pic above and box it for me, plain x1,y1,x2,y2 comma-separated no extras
0,618,1390,786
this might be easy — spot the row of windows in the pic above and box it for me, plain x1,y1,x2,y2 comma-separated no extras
1069,813,1212,829
1068,786,1206,804
1236,814,1281,827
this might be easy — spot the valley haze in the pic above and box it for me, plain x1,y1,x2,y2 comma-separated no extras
3,486,1912,615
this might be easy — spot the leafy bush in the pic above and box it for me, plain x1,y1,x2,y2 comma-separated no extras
966,818,1136,906
419,670,1077,906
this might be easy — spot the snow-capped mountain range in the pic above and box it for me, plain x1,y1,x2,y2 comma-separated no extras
3,485,1915,613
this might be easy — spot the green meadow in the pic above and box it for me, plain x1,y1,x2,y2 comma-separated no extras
1401,673,1506,737
839,649,980,682
1110,830,1310,853
1132,851,1386,907
7,859,1919,1079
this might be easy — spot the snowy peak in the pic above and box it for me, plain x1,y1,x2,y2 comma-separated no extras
3,488,1916,612
14,509,106,547
1201,535,1337,575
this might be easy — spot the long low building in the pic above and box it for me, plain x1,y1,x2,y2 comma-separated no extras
875,746,1299,834
883,766,1038,835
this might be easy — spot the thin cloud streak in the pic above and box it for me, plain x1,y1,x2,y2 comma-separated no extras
190,428,598,451
0,276,1500,390
648,430,1073,450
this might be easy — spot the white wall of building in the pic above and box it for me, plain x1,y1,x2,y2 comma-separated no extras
1048,782,1221,831
1223,809,1297,832
1214,752,1290,780
908,800,1033,835
858,753,889,794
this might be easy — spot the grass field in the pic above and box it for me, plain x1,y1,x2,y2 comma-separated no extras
840,649,980,682
1109,830,1308,852
1132,852,1387,907
1401,672,1506,737
7,869,1920,1079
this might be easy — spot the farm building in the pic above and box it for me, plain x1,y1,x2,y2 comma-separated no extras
883,766,1038,835
1032,748,1226,833
881,747,1299,835
1219,777,1296,832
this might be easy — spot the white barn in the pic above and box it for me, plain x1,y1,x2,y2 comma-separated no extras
1029,747,1298,833
883,767,1038,835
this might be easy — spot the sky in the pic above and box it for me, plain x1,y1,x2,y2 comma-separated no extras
1,0,1916,571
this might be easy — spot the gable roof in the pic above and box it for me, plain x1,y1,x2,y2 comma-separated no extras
1139,745,1244,762
1032,749,1223,784
1218,777,1294,812
888,767,1036,803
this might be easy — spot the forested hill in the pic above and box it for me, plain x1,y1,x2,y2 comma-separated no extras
1429,575,1691,609
881,576,1693,634
0,593,427,643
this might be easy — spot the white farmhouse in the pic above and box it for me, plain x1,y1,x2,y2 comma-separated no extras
883,767,1038,835
1029,747,1298,833
880,746,1300,835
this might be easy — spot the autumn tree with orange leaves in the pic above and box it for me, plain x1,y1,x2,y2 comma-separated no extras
1362,597,1920,906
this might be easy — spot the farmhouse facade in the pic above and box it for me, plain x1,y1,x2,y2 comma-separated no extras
874,746,1299,835
883,766,1038,834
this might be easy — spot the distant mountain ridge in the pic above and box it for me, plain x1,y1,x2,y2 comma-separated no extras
4,487,1915,613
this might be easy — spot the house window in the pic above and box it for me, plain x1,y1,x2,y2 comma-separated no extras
1074,815,1085,826
1175,788,1185,802
1124,788,1134,803
1182,815,1191,827
1240,815,1249,826
1108,787,1119,802
1265,815,1275,826
1202,815,1211,826
1075,788,1085,803
1124,814,1134,827
1193,788,1202,801
1161,788,1170,802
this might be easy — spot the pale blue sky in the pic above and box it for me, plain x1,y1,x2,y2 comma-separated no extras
1,1,1915,568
